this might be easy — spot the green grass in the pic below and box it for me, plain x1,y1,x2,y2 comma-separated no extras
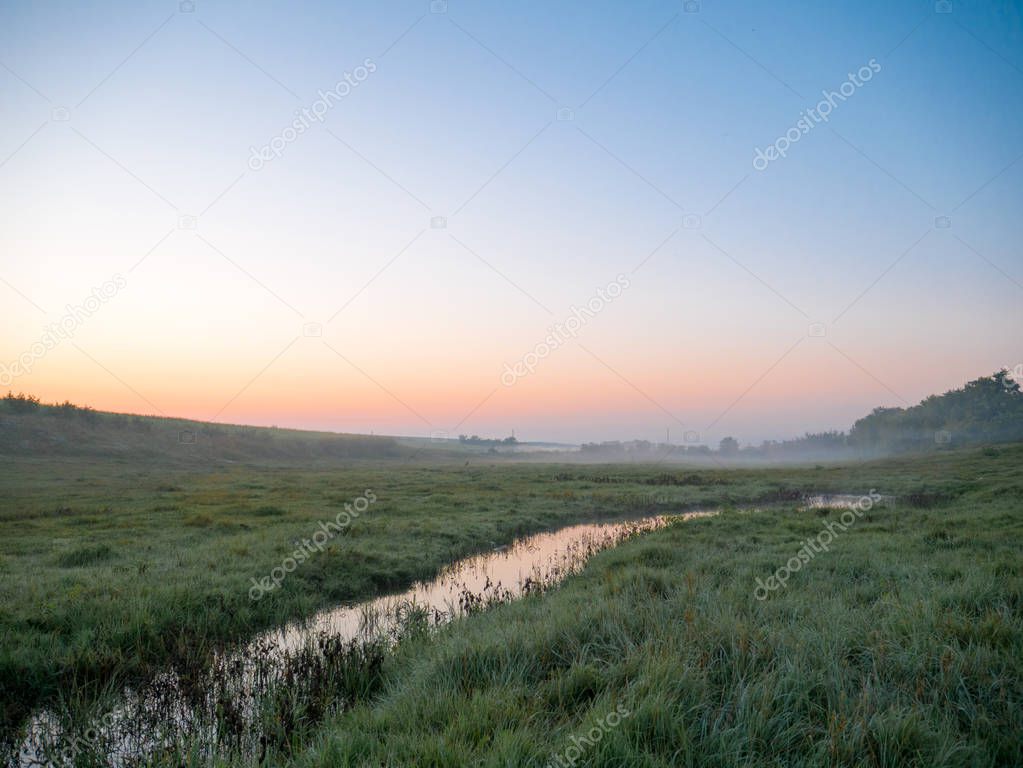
53,544,114,568
0,400,405,463
259,454,1022,767
1,444,1021,760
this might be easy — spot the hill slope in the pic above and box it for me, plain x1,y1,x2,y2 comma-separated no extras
0,396,403,464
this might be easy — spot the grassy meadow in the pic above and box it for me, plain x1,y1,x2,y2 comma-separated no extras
0,440,1018,767
269,450,1022,768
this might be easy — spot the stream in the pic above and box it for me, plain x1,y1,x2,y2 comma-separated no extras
7,494,877,766
8,511,710,766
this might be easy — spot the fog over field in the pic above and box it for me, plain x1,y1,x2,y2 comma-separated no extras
1,1,1021,766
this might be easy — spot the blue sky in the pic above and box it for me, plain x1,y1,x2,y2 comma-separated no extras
1,0,1021,444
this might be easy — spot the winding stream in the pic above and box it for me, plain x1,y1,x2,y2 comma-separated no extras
8,495,877,766
9,511,711,766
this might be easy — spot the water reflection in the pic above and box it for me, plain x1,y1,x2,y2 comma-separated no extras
267,513,715,653
800,493,892,510
10,511,715,767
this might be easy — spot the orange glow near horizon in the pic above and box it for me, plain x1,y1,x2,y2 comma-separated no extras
5,331,1007,444
2,1,1021,445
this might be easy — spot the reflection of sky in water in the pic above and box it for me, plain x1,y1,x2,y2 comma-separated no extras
800,494,891,510
17,513,720,767
265,514,717,653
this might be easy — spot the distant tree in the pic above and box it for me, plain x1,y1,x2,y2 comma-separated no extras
459,434,515,447
848,372,1023,450
719,436,739,456
55,400,79,417
2,392,40,413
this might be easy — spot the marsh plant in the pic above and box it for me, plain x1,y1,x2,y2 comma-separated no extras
754,490,884,599
249,489,377,601
545,703,632,768
11,517,664,767
18,634,390,767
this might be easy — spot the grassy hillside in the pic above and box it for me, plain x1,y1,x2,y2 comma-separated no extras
0,395,403,464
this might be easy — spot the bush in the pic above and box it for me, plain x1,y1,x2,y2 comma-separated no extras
2,393,40,414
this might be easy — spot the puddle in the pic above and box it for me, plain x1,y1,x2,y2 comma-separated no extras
800,493,892,510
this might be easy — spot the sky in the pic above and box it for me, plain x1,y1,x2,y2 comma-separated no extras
1,0,1021,445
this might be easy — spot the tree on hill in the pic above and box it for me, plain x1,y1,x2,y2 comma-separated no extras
849,371,1023,450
